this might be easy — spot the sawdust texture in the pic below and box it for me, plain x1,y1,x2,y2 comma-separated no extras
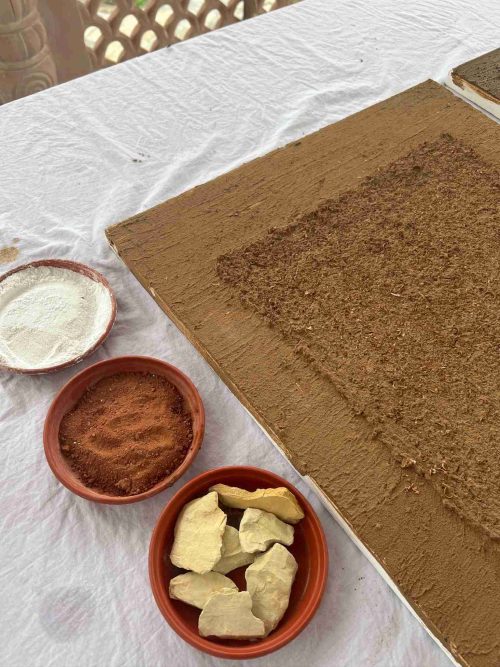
218,135,500,539
454,48,500,100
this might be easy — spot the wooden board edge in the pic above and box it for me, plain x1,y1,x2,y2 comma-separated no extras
446,72,500,121
105,79,447,242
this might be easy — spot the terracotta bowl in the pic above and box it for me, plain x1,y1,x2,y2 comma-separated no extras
0,259,116,375
149,466,328,659
43,356,205,504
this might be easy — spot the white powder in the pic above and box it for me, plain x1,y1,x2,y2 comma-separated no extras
0,265,114,370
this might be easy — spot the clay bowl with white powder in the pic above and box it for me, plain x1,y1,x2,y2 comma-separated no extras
0,259,116,374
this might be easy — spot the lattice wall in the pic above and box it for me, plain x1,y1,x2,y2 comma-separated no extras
78,0,294,70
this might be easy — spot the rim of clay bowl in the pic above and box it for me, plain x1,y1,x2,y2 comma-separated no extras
0,259,117,375
43,355,205,504
149,466,328,659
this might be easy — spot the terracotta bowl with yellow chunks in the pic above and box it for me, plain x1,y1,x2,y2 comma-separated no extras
149,466,328,659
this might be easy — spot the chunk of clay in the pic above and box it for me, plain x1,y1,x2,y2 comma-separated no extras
169,572,237,610
239,508,294,553
245,543,298,635
170,491,227,574
199,589,266,639
210,484,304,524
213,525,255,574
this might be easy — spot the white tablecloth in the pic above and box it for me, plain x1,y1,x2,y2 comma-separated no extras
1,1,499,665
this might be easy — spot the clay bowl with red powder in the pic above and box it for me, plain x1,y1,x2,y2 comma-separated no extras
43,356,205,504
149,466,328,659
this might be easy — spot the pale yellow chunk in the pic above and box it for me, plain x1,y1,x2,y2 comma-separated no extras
245,543,298,635
169,572,237,610
239,508,294,553
170,491,226,574
210,484,304,524
213,525,255,574
199,589,266,639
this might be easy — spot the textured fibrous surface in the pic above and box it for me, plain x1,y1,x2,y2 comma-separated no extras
218,134,500,540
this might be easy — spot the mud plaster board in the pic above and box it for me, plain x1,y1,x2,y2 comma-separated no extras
219,134,500,538
107,81,500,667
237,396,462,667
447,49,500,120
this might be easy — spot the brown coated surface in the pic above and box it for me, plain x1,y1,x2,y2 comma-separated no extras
453,48,500,101
60,371,193,496
218,134,500,540
107,81,500,666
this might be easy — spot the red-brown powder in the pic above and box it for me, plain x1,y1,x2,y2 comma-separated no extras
59,371,193,496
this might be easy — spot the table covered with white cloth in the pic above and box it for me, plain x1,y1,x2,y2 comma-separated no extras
1,0,499,664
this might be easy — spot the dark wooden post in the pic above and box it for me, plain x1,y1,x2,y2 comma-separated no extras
38,0,92,86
